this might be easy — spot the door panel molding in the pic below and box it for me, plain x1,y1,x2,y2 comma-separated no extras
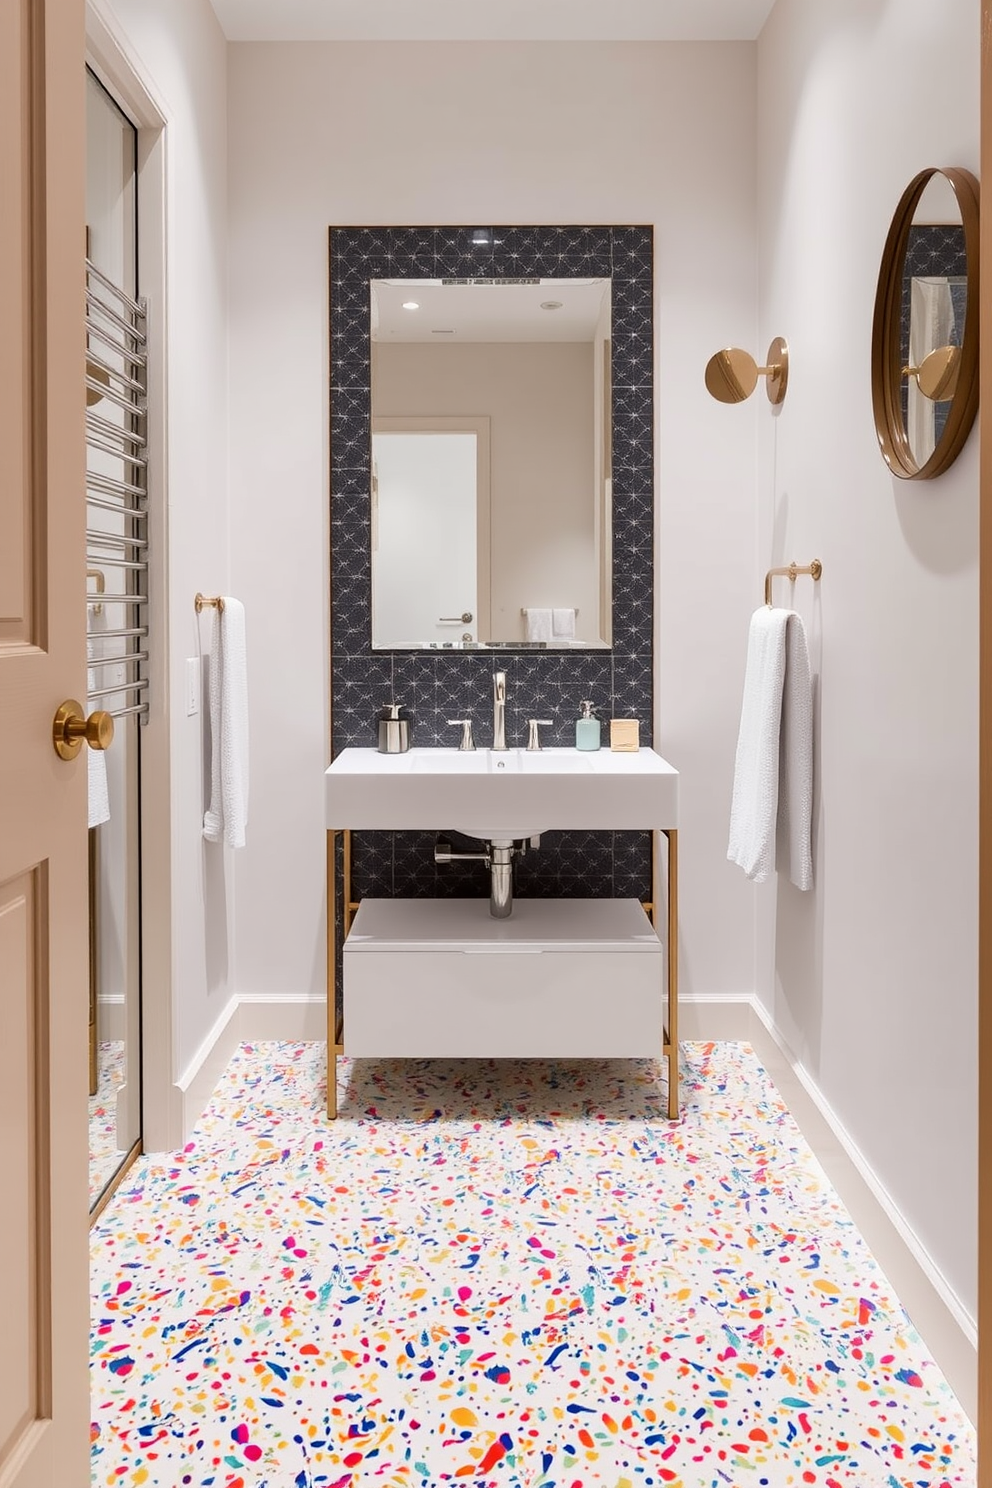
0,870,52,1469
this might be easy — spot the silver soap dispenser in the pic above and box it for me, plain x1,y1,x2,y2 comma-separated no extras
377,702,410,754
575,699,601,751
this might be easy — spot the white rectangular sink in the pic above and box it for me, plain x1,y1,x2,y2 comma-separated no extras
325,746,679,839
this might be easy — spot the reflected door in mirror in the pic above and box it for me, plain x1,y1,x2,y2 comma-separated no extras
372,423,489,646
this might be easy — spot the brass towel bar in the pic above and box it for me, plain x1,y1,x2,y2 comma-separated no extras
764,559,822,608
194,593,224,613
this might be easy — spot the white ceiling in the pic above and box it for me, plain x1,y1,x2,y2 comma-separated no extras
373,278,609,343
209,0,777,43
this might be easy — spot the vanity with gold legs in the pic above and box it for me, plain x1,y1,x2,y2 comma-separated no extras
325,825,679,1123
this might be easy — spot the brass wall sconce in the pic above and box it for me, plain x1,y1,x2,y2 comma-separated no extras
705,337,789,406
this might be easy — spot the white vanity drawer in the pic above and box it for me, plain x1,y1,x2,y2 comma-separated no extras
343,898,664,1059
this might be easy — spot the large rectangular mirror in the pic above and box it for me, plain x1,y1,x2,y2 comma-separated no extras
370,277,612,649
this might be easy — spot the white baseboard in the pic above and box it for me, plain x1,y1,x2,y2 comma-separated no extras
678,992,752,1041
96,994,126,1043
173,996,327,1143
742,997,976,1424
175,995,243,1142
238,994,327,1043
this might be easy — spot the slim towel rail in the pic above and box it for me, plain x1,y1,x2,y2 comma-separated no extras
764,559,822,607
519,606,580,616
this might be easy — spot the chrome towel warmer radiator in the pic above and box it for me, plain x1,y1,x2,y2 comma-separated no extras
85,257,149,722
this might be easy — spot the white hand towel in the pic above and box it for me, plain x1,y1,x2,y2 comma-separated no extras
203,598,249,849
552,607,576,641
779,610,814,890
524,607,552,642
87,601,111,828
728,606,813,890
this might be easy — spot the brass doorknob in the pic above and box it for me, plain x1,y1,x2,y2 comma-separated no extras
52,700,114,761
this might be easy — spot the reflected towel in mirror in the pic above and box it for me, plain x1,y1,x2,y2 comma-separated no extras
523,608,552,642
553,607,576,640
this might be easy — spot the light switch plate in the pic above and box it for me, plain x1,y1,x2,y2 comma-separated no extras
186,657,200,716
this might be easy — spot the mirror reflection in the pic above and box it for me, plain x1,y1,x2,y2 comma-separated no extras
370,277,612,649
900,174,968,468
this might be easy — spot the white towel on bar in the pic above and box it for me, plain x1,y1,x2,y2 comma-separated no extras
524,607,552,642
728,606,813,890
552,607,576,640
87,603,110,828
203,598,250,849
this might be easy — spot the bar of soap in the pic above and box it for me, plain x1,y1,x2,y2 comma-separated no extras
610,718,640,752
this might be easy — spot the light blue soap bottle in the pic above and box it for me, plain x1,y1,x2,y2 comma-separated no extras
575,699,601,751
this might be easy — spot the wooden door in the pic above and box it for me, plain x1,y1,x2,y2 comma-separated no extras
0,1,90,1484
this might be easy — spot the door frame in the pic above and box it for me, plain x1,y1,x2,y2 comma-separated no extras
85,0,177,1151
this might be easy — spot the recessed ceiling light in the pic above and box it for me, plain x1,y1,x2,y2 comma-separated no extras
402,301,420,310
540,300,563,311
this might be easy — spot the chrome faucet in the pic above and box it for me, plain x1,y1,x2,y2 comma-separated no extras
492,670,507,750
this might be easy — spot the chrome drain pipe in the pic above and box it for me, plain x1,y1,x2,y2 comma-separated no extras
435,836,530,918
488,841,514,919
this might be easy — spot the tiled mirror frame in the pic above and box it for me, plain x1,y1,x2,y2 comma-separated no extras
328,225,655,935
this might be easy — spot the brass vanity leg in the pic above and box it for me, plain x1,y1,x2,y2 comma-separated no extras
327,829,338,1120
88,827,98,1097
665,828,679,1121
326,828,354,1121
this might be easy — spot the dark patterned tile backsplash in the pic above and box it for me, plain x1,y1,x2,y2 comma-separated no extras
329,224,656,909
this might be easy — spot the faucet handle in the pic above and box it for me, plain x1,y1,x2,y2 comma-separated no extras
526,718,554,751
446,718,476,751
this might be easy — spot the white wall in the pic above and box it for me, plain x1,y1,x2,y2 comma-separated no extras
94,0,232,1092
226,40,760,1009
756,0,979,1323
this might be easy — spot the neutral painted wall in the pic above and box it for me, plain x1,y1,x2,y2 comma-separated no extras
756,0,979,1324
375,341,598,642
225,40,759,1009
96,0,233,1084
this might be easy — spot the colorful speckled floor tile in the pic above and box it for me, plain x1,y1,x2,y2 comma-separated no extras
90,1042,974,1487
90,1039,126,1206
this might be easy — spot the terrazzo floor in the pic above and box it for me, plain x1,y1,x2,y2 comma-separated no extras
90,1042,975,1488
90,1039,127,1206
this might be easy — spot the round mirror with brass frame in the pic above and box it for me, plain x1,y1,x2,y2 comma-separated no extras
871,166,980,480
